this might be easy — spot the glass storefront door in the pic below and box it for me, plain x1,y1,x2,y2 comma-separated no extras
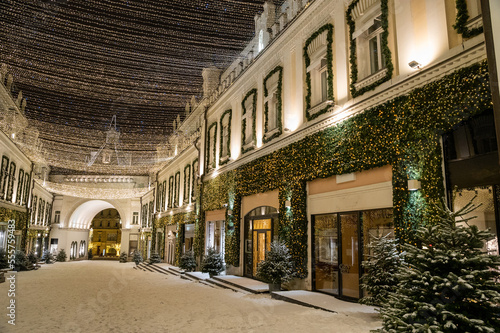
313,208,393,300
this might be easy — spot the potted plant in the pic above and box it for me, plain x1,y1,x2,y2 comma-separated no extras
149,251,161,264
179,250,196,272
41,250,54,264
201,248,224,278
56,249,67,262
14,250,29,271
256,240,294,292
133,250,143,265
119,252,128,263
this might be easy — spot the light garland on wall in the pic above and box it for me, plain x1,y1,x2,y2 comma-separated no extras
0,0,273,174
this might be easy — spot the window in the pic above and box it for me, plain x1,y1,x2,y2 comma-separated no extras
304,24,334,120
241,89,257,153
6,161,16,202
219,110,232,164
54,211,61,224
16,169,24,205
168,176,174,208
23,173,30,206
0,156,9,199
367,17,386,75
174,172,181,208
263,66,283,142
183,164,191,203
191,159,198,201
31,196,37,223
132,212,139,224
206,122,217,170
348,0,393,96
149,200,154,226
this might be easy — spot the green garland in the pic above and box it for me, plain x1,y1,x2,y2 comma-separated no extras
206,122,217,169
263,66,283,143
304,24,334,121
183,164,191,202
0,207,28,250
201,61,492,278
241,88,257,154
346,0,393,98
219,109,232,166
453,0,483,38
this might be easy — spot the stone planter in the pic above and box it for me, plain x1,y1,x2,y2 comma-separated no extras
268,283,281,292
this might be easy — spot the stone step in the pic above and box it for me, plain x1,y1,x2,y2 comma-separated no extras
204,278,251,294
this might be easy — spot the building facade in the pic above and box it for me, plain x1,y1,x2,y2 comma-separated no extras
0,0,499,301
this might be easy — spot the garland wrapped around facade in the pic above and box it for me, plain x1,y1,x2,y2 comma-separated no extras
241,88,257,154
346,0,393,97
157,211,197,266
263,65,283,143
202,61,492,278
183,164,191,202
453,0,483,38
219,109,232,166
0,206,29,249
304,23,334,121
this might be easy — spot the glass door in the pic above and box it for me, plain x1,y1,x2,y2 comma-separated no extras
252,219,271,276
339,213,359,299
313,214,339,295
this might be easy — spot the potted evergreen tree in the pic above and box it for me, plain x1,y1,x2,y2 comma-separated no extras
179,250,196,272
56,249,67,262
359,233,405,306
41,250,54,264
0,249,8,269
14,251,28,271
133,250,143,265
149,251,161,264
379,199,500,331
256,240,294,292
119,252,128,263
201,248,224,278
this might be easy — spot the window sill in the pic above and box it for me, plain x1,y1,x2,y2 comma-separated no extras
264,127,280,140
220,155,230,164
354,68,388,91
242,141,255,153
308,100,334,117
465,15,483,33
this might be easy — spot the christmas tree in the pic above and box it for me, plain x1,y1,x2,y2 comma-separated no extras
133,250,143,265
56,249,67,262
41,250,54,264
149,251,161,264
359,233,404,306
379,199,500,332
256,240,294,285
201,248,224,277
179,250,196,272
119,252,128,263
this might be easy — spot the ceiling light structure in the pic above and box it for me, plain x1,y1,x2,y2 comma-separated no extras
0,0,277,174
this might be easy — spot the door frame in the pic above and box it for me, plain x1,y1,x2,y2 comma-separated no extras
243,207,278,279
311,211,364,301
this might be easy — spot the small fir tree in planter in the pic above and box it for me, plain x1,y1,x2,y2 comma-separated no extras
256,240,294,291
359,233,405,306
0,249,8,269
133,250,144,265
379,199,500,332
41,250,54,264
149,251,161,264
179,250,197,272
119,252,128,263
201,248,224,277
56,249,67,262
27,251,38,267
14,250,29,271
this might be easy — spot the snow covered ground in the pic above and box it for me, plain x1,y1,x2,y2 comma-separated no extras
0,261,381,332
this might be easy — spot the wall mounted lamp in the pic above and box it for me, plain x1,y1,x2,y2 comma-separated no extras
408,60,422,70
408,179,421,191
227,209,233,216
285,200,291,209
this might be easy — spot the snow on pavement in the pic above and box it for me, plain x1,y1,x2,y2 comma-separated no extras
0,261,381,332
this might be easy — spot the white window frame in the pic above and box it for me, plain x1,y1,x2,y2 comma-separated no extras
306,44,329,108
132,212,139,225
221,117,230,159
242,97,255,149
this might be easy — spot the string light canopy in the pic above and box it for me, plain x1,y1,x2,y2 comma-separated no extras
0,0,282,175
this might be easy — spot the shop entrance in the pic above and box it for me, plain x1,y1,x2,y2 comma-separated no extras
313,208,393,300
244,206,278,279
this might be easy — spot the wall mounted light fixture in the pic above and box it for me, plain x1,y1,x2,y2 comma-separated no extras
408,60,422,70
408,179,421,191
227,209,233,216
285,200,291,209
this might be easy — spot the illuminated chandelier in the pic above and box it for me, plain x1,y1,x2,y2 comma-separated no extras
86,115,131,167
